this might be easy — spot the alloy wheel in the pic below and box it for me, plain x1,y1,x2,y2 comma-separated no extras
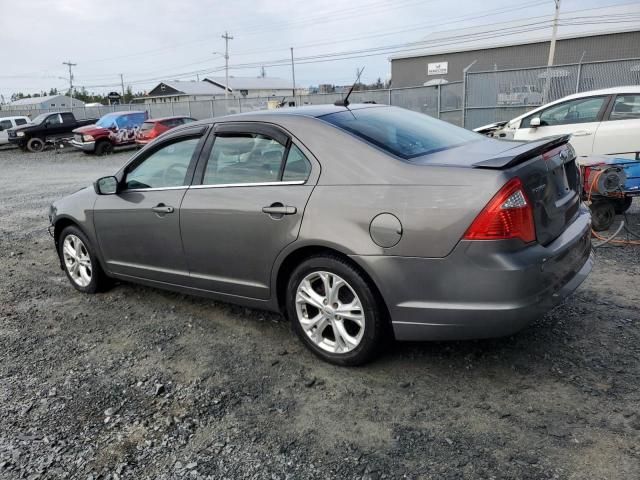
295,271,365,354
62,234,92,287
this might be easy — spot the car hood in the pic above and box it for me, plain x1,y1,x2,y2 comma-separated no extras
73,124,109,135
9,122,37,133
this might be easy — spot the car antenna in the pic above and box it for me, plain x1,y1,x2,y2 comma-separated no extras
334,67,365,107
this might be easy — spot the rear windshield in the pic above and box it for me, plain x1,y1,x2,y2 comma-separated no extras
140,121,155,132
320,107,480,160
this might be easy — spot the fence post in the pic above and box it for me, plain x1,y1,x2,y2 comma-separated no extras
238,98,242,113
388,88,392,105
187,100,192,117
437,85,441,119
461,60,477,129
84,106,87,120
575,51,586,94
210,100,215,118
171,102,175,115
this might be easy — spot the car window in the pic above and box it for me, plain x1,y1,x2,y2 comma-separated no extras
203,133,287,185
522,96,606,127
282,144,312,182
321,107,480,160
608,95,640,121
15,118,28,126
46,114,62,126
124,137,200,190
0,120,12,130
61,112,74,123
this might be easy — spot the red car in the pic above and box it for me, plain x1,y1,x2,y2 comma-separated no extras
135,116,196,146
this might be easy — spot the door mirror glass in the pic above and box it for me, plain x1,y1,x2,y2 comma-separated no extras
95,176,118,195
529,117,541,128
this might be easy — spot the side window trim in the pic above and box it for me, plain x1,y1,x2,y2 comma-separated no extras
521,95,609,128
119,127,209,192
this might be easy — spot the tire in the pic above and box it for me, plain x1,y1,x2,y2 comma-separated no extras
26,137,45,152
94,140,114,156
58,225,109,294
590,201,616,232
286,254,386,366
613,197,633,215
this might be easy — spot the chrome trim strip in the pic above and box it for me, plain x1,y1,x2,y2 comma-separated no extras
189,180,305,189
122,186,188,193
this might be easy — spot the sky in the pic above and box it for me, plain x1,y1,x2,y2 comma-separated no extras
0,0,635,101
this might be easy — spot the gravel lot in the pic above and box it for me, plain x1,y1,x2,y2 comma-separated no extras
0,145,639,480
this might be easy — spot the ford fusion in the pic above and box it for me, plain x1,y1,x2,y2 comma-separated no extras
49,105,593,365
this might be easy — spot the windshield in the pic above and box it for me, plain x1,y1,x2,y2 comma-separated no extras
96,113,120,128
30,113,49,124
321,106,481,160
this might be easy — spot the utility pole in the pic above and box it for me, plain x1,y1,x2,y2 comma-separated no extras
290,47,296,102
547,0,561,66
222,31,233,99
62,60,77,100
120,73,126,102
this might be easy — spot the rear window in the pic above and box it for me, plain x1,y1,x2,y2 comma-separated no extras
15,118,28,126
140,121,155,132
320,107,480,160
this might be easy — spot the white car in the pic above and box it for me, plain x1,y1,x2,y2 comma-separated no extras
494,87,640,159
0,116,30,145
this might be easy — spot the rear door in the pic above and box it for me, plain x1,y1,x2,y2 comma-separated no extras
0,118,12,144
93,127,207,283
513,95,609,156
180,122,317,299
592,93,640,159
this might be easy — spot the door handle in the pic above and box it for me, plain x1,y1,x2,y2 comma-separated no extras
151,204,174,214
573,130,592,137
262,203,297,216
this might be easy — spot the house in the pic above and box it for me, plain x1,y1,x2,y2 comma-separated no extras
203,76,295,98
2,94,85,111
139,80,227,104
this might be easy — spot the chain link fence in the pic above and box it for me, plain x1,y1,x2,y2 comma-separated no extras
3,57,639,130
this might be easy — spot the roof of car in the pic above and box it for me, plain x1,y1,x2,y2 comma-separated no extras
145,115,193,122
223,103,387,119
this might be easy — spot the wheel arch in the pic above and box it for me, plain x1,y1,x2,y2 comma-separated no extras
52,216,102,270
274,244,391,330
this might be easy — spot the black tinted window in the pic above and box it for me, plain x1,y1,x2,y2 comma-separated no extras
15,119,28,126
61,112,74,123
321,107,480,160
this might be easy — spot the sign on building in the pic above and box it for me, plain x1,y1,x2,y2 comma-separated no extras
427,62,448,76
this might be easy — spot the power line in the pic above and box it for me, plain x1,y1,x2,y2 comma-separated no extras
62,61,77,99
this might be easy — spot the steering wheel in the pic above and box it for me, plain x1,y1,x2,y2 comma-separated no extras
162,163,188,187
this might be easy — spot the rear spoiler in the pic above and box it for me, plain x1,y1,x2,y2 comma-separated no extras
473,135,571,169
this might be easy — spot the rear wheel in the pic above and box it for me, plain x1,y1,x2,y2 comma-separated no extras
95,140,114,156
590,201,616,231
26,137,44,152
58,225,109,293
286,255,386,366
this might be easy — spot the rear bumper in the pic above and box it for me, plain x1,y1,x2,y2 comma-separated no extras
353,206,593,341
70,139,96,152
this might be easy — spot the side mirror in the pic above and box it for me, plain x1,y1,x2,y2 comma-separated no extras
530,117,541,128
94,176,118,195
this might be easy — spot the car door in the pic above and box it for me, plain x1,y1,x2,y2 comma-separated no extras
513,95,609,156
0,118,12,144
592,93,640,159
44,113,64,138
93,127,207,284
180,122,318,299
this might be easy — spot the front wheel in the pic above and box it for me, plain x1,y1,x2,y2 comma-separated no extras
94,140,114,156
26,137,45,152
286,255,386,366
58,225,109,293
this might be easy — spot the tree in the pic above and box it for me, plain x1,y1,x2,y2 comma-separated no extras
123,85,134,104
48,87,59,96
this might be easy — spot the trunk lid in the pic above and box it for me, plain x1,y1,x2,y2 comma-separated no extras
473,135,581,245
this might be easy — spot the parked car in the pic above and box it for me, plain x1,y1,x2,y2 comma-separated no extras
49,105,592,365
0,116,30,145
497,85,543,106
71,111,148,155
7,112,96,152
490,86,640,159
135,116,196,146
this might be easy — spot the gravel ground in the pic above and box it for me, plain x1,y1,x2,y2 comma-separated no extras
0,145,639,480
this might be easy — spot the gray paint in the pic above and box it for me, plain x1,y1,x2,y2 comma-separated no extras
50,104,592,343
392,31,640,88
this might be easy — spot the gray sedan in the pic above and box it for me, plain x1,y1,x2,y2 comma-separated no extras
49,105,593,365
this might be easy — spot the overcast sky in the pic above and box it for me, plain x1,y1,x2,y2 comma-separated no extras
0,0,632,100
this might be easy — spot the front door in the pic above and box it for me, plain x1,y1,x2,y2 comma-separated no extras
93,133,204,284
514,95,609,156
180,123,316,299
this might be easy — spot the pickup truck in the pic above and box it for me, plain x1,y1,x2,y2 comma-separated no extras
71,111,147,155
7,112,96,152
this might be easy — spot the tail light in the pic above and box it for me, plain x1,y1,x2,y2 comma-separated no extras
463,177,536,243
146,126,160,139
